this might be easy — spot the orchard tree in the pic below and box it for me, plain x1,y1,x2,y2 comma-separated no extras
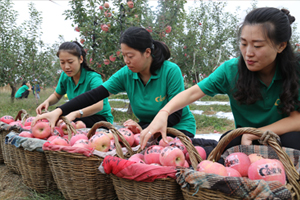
173,1,239,84
64,0,154,78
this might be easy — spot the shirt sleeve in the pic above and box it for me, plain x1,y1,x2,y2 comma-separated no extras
58,85,110,116
166,64,185,101
102,67,126,94
55,73,66,95
89,73,104,89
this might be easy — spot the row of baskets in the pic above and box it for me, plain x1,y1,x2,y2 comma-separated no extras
1,115,300,200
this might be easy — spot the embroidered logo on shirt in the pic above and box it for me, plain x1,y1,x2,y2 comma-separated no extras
155,95,166,102
274,98,280,106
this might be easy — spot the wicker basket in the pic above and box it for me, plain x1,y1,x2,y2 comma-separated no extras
45,119,133,200
110,127,203,200
0,123,23,174
181,128,300,200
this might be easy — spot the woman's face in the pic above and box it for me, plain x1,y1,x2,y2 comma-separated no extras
121,43,151,74
239,24,286,75
59,51,83,77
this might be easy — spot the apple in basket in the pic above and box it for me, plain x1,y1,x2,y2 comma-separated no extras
197,160,227,176
31,121,51,139
75,120,86,129
184,160,190,168
89,133,110,152
110,140,115,151
134,134,140,146
51,136,70,146
73,139,91,149
226,167,242,177
225,152,251,177
158,136,174,147
0,115,15,124
144,145,164,165
69,133,89,146
19,131,34,138
59,122,76,135
23,126,32,130
47,135,59,142
248,158,286,185
169,141,187,154
159,146,185,167
24,117,35,126
118,128,135,147
51,127,64,137
186,146,207,164
9,121,24,128
248,153,264,164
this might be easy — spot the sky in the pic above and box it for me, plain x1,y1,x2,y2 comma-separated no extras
11,0,300,46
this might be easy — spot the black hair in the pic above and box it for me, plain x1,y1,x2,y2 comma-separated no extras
21,81,27,86
119,26,171,75
233,7,300,115
56,41,103,77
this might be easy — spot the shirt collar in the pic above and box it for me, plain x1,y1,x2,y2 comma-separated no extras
132,67,161,80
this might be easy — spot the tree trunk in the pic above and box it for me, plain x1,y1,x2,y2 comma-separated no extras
127,103,133,115
10,84,16,103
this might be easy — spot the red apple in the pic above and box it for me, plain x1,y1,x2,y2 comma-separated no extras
9,121,23,128
116,51,121,56
0,115,14,124
104,59,110,65
24,117,35,126
225,152,251,177
99,5,103,10
23,126,32,130
51,136,70,146
146,27,152,33
110,140,115,151
19,131,34,138
101,24,109,32
104,2,109,8
75,26,80,32
73,139,91,149
183,45,187,49
144,145,164,165
51,126,64,137
186,146,207,164
105,12,112,17
158,136,174,147
118,128,135,147
199,22,202,25
89,133,110,152
169,141,187,154
70,134,88,146
31,121,51,139
97,64,102,68
127,1,134,8
165,25,172,34
184,160,190,168
134,134,140,146
296,43,300,47
75,120,86,129
226,167,242,177
80,39,85,44
248,159,286,185
159,146,185,167
197,160,227,176
59,122,76,135
248,153,264,164
109,55,116,62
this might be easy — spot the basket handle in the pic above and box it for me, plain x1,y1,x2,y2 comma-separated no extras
208,127,300,199
60,116,78,140
87,121,134,159
166,127,203,170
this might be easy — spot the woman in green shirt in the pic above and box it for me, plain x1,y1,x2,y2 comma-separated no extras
35,41,113,128
15,81,32,99
139,7,300,151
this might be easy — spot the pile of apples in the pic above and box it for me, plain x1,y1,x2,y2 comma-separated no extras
197,152,286,185
127,135,207,168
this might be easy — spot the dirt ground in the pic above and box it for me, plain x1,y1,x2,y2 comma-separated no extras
0,164,31,200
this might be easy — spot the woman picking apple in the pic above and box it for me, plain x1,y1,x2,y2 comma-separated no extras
140,7,300,151
35,41,113,128
32,27,202,142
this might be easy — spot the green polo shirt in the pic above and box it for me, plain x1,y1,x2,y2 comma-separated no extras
198,57,300,128
103,60,196,135
56,68,113,124
15,85,29,98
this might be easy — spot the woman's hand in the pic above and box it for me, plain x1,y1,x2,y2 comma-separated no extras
241,133,260,145
65,111,80,124
32,108,63,132
123,119,142,134
36,101,49,114
139,111,169,149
